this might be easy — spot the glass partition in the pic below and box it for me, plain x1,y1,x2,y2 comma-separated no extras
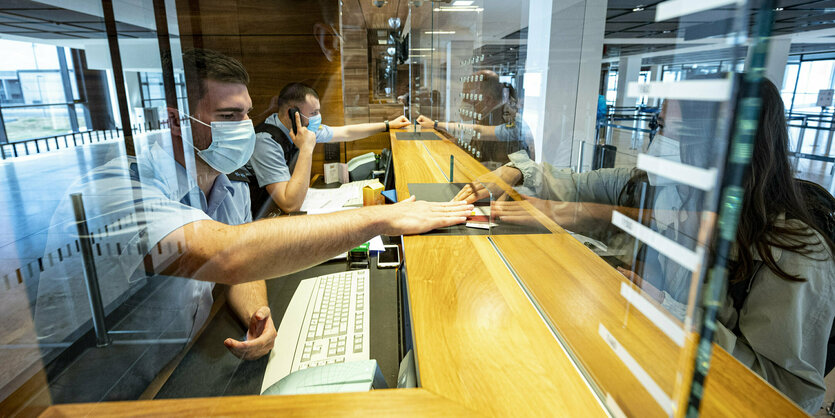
0,0,203,410
411,0,777,416
1,0,819,415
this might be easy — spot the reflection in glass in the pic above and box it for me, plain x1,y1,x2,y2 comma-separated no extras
3,106,74,141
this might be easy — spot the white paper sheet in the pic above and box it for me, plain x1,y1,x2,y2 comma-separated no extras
299,188,351,212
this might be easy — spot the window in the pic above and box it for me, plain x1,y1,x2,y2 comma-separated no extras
605,69,617,106
783,57,835,113
138,71,188,114
0,39,88,143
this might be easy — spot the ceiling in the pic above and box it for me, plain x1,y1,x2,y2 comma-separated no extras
1,0,834,64
602,0,835,59
0,0,156,40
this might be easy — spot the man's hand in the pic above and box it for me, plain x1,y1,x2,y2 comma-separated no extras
375,196,472,236
389,115,411,130
491,196,551,227
224,306,277,360
416,115,435,129
288,111,316,152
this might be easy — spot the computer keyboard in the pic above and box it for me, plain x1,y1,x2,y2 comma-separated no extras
264,269,370,381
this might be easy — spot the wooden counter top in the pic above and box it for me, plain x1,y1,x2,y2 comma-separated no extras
41,388,474,417
390,129,804,417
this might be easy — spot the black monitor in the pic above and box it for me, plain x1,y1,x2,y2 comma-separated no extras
381,148,395,191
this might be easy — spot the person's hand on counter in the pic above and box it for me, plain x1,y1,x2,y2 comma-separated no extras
373,195,473,236
389,115,411,130
223,306,277,360
452,166,523,204
492,196,619,232
416,115,436,130
491,195,552,227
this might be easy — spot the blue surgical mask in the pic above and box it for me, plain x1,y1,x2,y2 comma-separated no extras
188,116,256,174
302,113,322,133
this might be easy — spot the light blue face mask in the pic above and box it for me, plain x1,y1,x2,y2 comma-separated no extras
188,116,256,174
301,113,322,133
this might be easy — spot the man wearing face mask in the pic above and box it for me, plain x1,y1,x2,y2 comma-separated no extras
33,48,472,400
248,82,411,213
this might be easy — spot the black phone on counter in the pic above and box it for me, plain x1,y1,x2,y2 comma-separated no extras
288,106,300,135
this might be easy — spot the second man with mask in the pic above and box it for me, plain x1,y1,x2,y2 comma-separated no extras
248,82,411,213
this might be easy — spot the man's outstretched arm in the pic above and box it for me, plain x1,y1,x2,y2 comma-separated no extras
330,116,411,142
160,196,472,285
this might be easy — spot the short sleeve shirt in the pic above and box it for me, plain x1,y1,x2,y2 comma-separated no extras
34,133,251,347
249,113,333,187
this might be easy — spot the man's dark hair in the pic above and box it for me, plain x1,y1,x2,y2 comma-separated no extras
277,82,320,110
179,49,249,108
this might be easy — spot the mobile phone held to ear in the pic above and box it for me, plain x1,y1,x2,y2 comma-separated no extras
288,106,300,135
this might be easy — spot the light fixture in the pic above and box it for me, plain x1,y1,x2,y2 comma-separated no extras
410,48,434,51
452,0,474,5
434,6,483,11
387,47,396,56
424,30,456,34
632,5,645,12
774,7,784,11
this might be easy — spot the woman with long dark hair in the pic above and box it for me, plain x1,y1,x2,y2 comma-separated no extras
715,78,835,413
453,77,834,413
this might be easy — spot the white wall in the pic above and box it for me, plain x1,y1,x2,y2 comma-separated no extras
523,0,607,167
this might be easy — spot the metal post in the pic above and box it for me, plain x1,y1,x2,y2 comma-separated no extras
70,193,111,347
0,105,8,145
102,0,136,157
57,47,80,133
793,116,806,171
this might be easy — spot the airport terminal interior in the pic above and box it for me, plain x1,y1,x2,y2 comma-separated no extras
1,0,835,416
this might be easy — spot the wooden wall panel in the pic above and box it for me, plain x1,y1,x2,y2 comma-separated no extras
342,28,370,124
345,131,391,163
236,1,338,36
175,0,344,174
369,103,404,121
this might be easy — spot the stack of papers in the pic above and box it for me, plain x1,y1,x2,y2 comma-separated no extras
340,180,379,207
299,180,381,212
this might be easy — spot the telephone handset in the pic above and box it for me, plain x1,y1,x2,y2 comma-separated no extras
288,106,301,135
